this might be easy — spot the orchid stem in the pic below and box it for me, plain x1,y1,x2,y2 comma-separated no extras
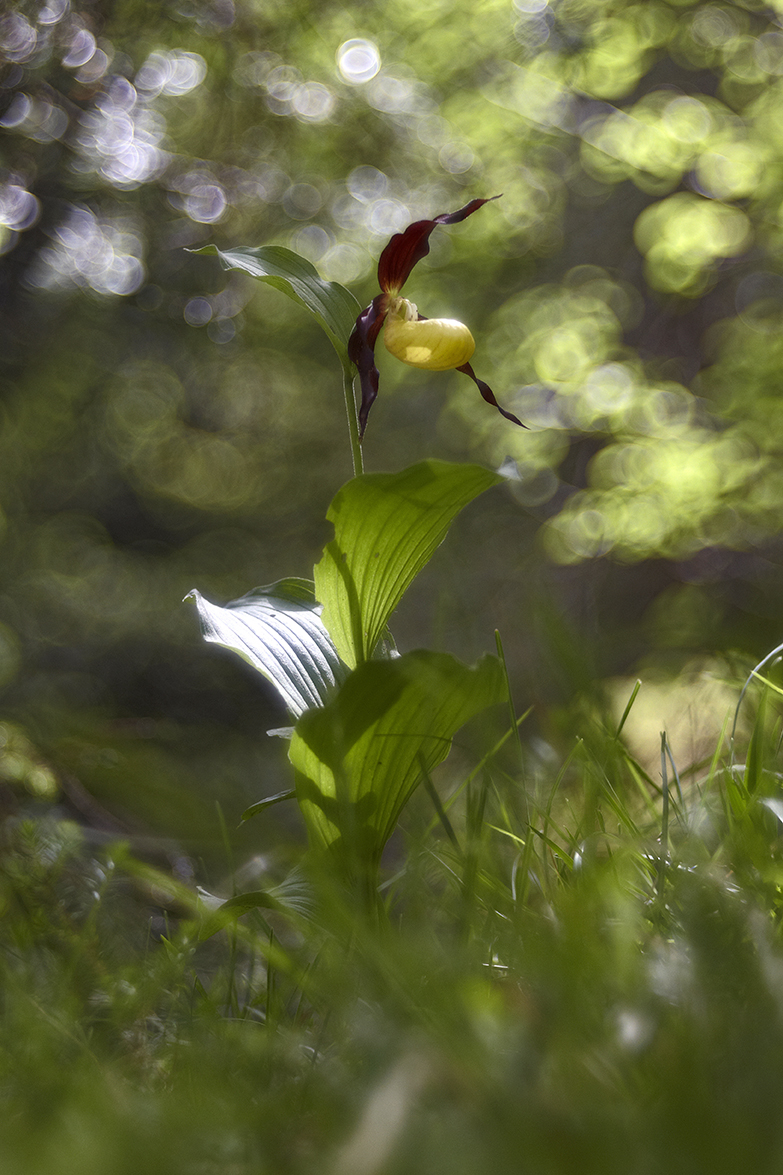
342,365,364,477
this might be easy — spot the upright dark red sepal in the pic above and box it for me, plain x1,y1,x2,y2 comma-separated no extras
377,196,501,295
457,362,526,429
348,293,388,439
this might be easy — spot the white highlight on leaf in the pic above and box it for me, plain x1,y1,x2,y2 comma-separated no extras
187,583,347,717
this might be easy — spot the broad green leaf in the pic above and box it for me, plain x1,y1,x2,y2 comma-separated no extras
194,244,360,369
313,460,504,668
289,649,506,863
187,578,347,718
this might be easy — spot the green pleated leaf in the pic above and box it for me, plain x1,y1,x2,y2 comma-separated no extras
186,578,348,718
289,649,506,862
313,460,504,668
194,244,360,370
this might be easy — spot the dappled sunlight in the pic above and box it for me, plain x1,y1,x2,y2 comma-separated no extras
573,11,660,98
695,136,765,201
6,0,783,609
700,310,783,455
543,429,761,563
608,661,740,778
336,38,381,85
0,89,69,141
0,179,39,254
7,2,783,1171
136,50,206,98
26,204,145,295
75,76,169,190
467,269,645,440
168,167,227,224
635,193,752,294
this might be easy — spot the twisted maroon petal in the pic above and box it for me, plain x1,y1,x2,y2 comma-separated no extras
377,196,501,294
457,362,527,429
348,293,388,439
347,197,510,439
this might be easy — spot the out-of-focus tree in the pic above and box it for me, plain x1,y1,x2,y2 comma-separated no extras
2,0,783,847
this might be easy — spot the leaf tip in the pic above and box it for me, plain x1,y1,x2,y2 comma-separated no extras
496,457,521,482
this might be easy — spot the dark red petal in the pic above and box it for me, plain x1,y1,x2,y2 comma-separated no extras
377,196,501,294
457,362,527,429
348,294,388,439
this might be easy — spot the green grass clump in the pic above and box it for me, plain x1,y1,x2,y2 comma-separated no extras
3,682,783,1175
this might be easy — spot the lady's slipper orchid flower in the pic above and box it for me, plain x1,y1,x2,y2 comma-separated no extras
348,196,525,438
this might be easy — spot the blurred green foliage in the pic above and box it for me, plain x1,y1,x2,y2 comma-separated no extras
6,1,783,1169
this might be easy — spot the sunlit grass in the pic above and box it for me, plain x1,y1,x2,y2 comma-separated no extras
4,668,783,1174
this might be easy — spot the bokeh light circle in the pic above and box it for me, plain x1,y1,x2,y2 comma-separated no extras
337,39,380,85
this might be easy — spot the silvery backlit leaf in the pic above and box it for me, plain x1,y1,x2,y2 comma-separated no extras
187,578,347,718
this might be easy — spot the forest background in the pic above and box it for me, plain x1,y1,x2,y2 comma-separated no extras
4,0,783,1170
4,0,782,861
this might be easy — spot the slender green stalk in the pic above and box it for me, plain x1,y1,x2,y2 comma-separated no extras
494,631,524,764
495,629,528,825
342,365,364,477
656,730,669,902
421,758,461,855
